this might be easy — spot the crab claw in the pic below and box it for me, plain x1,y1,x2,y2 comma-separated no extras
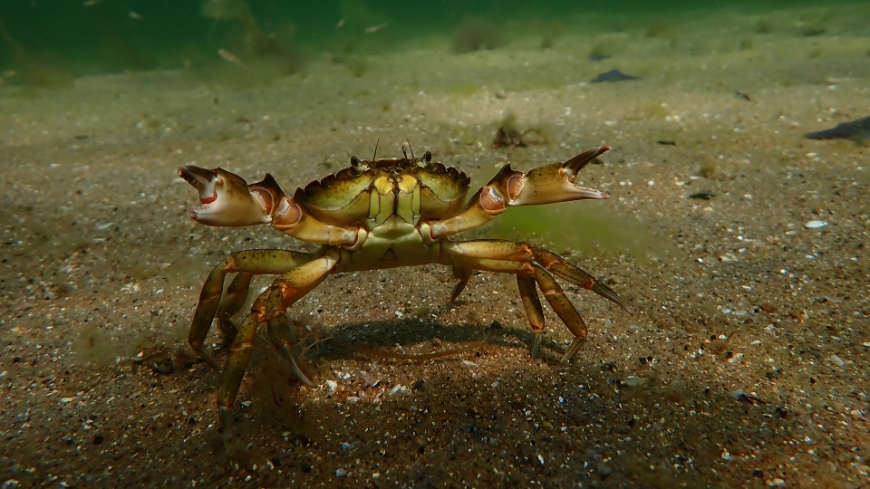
178,166,283,227
496,146,610,207
428,147,611,240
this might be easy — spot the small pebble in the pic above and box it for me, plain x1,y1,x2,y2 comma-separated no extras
335,468,347,477
828,355,846,367
597,462,612,477
326,380,338,394
767,478,786,487
804,220,828,229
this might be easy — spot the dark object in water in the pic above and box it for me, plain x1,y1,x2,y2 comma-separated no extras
590,69,640,83
689,191,715,200
452,16,505,53
588,53,612,61
804,117,870,143
491,111,549,148
491,127,548,148
656,140,676,146
735,91,752,101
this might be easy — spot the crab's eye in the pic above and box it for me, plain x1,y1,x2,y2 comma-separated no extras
351,156,359,167
424,151,432,163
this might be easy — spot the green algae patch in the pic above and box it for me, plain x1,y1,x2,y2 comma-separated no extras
485,204,675,262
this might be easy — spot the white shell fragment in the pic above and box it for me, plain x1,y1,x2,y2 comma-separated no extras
804,220,828,229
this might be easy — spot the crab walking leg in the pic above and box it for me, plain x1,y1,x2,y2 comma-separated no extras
188,250,318,371
450,265,473,302
532,248,632,314
217,252,339,432
214,272,253,343
263,252,341,386
218,309,260,433
517,273,546,357
428,147,610,240
531,264,589,362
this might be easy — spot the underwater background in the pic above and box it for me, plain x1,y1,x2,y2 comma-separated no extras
1,1,869,488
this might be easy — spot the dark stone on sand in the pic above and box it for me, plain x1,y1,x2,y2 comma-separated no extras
804,116,870,143
590,69,641,83
689,191,715,200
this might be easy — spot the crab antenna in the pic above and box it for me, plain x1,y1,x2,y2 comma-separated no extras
403,133,416,162
372,138,380,160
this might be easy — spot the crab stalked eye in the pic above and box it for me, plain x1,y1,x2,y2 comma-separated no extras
350,156,359,167
424,151,432,163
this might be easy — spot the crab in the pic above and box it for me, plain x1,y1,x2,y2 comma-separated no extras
178,145,631,430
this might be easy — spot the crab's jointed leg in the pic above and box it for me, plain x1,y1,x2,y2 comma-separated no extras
214,272,253,342
440,238,630,360
516,273,546,356
217,251,339,433
428,147,611,240
530,264,588,362
187,250,318,371
450,265,473,302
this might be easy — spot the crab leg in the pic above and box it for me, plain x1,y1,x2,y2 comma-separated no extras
441,239,630,358
428,147,610,239
450,265,473,302
214,272,253,342
531,264,589,362
217,252,339,433
188,250,318,371
516,273,546,357
531,248,632,314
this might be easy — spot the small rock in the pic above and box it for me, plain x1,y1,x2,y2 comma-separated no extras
828,355,845,367
335,468,347,477
325,380,338,394
760,303,777,313
804,220,828,229
597,462,612,478
728,353,745,365
767,478,786,487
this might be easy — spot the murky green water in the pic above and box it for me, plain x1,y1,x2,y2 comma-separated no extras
1,0,865,84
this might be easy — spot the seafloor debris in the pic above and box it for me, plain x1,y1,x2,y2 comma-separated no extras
451,16,504,53
491,112,549,148
590,69,641,83
804,116,870,144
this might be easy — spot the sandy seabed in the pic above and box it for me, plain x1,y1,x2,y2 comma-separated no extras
1,6,869,488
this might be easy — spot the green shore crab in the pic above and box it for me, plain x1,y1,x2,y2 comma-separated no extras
178,146,631,430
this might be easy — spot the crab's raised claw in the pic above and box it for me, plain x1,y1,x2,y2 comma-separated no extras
428,147,610,240
178,166,282,227
501,146,610,207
